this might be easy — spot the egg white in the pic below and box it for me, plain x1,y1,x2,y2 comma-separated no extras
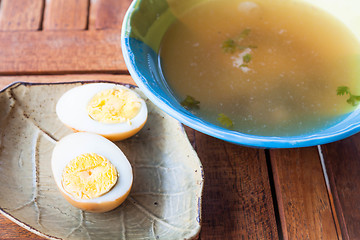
56,83,147,140
51,132,133,211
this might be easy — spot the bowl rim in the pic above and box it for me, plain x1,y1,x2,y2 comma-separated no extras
121,0,360,148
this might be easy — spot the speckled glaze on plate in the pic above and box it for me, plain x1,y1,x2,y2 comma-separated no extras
0,82,203,240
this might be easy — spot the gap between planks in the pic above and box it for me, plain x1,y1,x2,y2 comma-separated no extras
320,135,360,240
265,149,285,240
269,147,342,240
317,145,343,240
0,73,135,91
190,130,279,240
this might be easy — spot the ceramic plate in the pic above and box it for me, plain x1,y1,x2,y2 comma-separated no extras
0,82,203,240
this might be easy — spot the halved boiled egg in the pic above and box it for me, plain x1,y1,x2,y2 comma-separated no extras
56,83,148,141
51,132,133,212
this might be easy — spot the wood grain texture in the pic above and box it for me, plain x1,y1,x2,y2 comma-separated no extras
0,214,43,240
43,0,89,30
188,129,278,240
321,134,360,240
89,0,132,30
0,30,126,74
0,0,44,31
270,147,339,240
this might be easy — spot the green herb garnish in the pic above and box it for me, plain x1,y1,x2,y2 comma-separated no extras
217,113,234,128
237,45,247,51
181,95,200,110
222,28,253,53
337,86,360,106
243,53,252,63
222,39,237,53
238,28,251,39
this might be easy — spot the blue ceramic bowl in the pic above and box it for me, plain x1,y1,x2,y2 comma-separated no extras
121,0,360,148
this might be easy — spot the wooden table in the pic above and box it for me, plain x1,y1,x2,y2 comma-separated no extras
0,1,359,239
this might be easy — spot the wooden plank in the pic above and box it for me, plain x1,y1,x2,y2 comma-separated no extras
321,134,360,240
189,129,278,239
0,214,43,240
89,0,132,30
0,0,44,31
43,0,89,30
0,30,126,74
270,147,340,240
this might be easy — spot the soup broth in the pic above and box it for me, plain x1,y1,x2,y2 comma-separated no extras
159,0,360,136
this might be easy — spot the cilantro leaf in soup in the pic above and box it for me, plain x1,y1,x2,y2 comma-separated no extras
337,86,360,106
238,45,257,50
218,113,234,128
238,28,251,39
237,45,247,50
181,95,200,110
222,39,237,53
347,95,360,106
336,86,350,96
243,53,252,63
222,28,254,53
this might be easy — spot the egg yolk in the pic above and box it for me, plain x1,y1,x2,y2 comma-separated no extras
61,153,118,200
87,88,142,124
